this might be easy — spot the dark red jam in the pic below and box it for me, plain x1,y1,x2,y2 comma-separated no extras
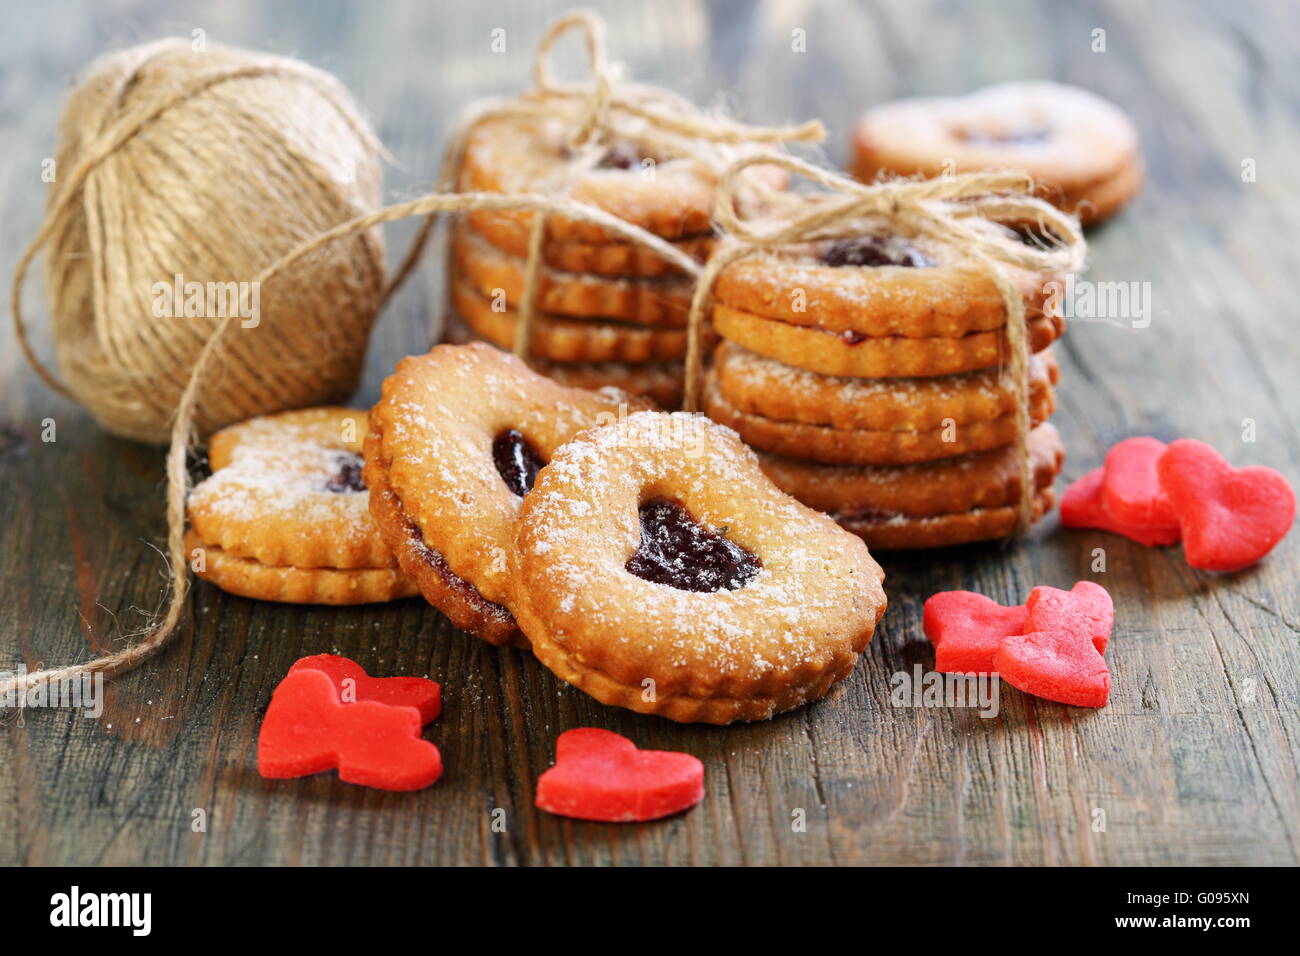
323,452,366,493
821,236,935,268
959,124,1051,146
838,506,898,522
1008,223,1060,248
841,330,868,345
626,498,760,593
492,429,546,497
595,143,645,170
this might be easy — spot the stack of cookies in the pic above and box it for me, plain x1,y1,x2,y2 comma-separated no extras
445,113,731,408
701,233,1067,549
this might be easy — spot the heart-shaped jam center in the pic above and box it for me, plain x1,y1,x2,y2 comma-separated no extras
626,498,760,592
821,235,935,268
323,452,366,493
493,429,546,497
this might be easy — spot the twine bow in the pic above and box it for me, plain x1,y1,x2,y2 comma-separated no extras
683,153,1088,534
2,10,819,697
388,10,825,356
4,10,1077,700
528,11,825,154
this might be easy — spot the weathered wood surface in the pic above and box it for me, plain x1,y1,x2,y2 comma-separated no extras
1,0,1297,866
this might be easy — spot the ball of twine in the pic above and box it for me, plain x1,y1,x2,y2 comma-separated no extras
13,38,388,443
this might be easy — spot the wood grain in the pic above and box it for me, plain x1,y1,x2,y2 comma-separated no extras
1,0,1297,865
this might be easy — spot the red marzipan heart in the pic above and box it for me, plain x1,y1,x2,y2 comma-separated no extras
1157,439,1296,572
258,669,442,791
992,582,1113,708
1102,436,1180,533
535,728,704,822
1060,468,1181,546
923,590,1027,673
290,654,441,724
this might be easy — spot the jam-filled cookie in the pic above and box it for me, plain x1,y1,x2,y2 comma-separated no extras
468,211,714,278
712,342,1058,432
851,82,1141,225
442,313,685,408
510,411,888,724
703,367,1055,465
713,233,1060,340
452,279,694,364
759,423,1063,520
712,303,1063,379
452,223,693,327
186,408,417,605
364,343,642,645
460,114,720,244
837,489,1057,551
531,357,684,409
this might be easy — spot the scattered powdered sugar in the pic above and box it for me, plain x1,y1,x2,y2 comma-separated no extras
190,440,374,538
518,411,883,682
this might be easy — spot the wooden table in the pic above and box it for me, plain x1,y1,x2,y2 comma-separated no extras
2,0,1297,866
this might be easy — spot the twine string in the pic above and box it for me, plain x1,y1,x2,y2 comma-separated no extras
5,11,1073,698
681,152,1087,535
516,212,549,357
10,38,385,408
0,188,705,695
425,10,823,354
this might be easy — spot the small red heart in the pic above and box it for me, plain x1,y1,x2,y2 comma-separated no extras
1060,468,1181,546
1157,439,1296,572
992,582,1113,708
535,729,704,822
290,654,441,724
924,591,1027,673
1102,437,1180,534
258,669,442,791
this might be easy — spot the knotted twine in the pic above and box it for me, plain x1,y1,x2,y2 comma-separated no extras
3,12,1071,696
11,39,389,444
0,191,703,697
680,154,1088,533
396,9,824,357
2,11,813,695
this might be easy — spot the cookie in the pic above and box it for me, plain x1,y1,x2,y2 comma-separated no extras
186,407,417,605
453,279,694,363
364,343,642,644
712,235,1059,339
703,371,1055,465
185,530,415,606
851,82,1141,225
465,213,714,279
461,112,716,243
452,223,693,327
531,357,684,409
206,406,369,472
442,312,684,408
713,341,1058,432
837,488,1056,551
712,304,1063,379
364,439,521,644
759,423,1063,516
510,411,887,724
